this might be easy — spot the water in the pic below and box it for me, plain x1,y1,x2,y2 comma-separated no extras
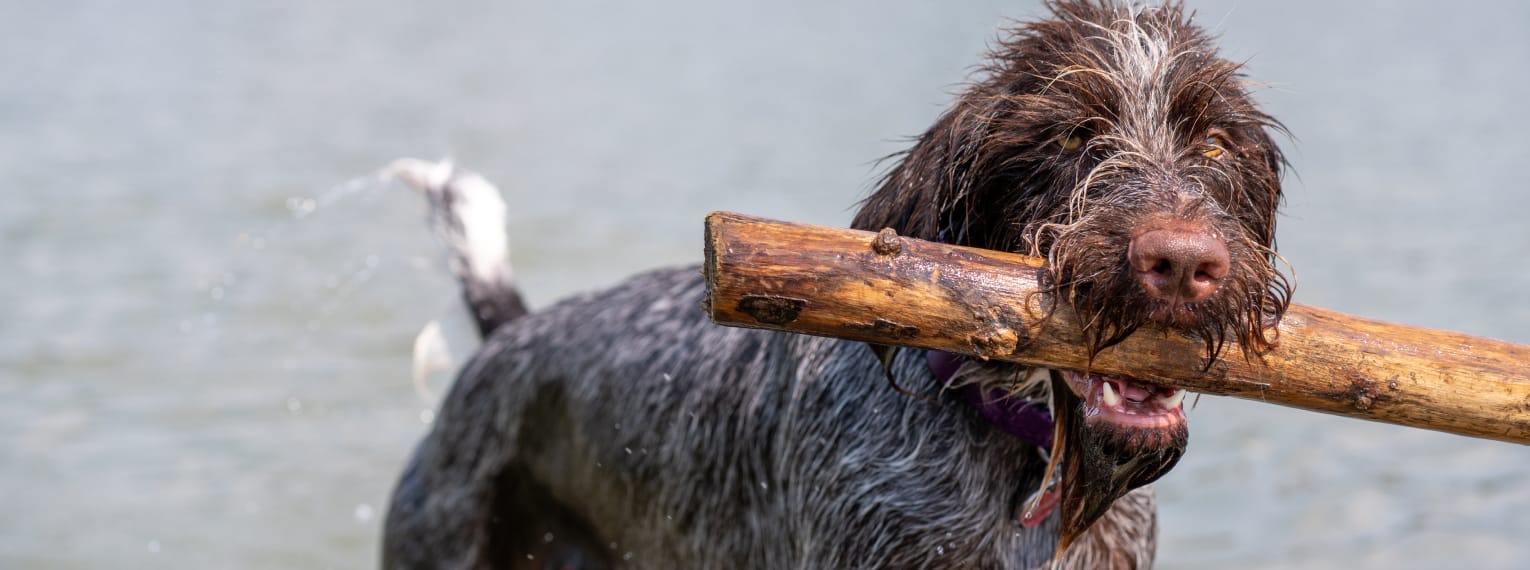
3,1,1526,568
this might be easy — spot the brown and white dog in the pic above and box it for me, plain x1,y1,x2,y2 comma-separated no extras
383,2,1291,568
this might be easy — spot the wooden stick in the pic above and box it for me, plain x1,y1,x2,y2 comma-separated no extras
703,211,1530,445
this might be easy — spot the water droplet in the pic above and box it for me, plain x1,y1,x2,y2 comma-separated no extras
609,542,618,549
662,373,673,382
286,397,303,413
624,447,632,455
936,546,945,556
287,197,318,218
146,541,161,554
623,552,633,561
178,320,192,333
365,255,380,268
759,481,769,490
210,287,225,301
525,554,534,560
420,409,435,424
542,532,554,544
354,504,374,522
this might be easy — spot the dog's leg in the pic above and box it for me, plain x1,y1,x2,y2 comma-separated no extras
388,158,528,338
383,404,613,570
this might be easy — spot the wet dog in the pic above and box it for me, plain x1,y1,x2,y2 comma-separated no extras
382,2,1290,568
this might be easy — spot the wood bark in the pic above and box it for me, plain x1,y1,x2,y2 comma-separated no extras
703,211,1530,445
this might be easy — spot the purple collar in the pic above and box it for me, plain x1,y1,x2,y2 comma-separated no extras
927,350,1054,450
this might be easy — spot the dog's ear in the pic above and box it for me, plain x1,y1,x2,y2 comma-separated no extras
851,103,993,246
1247,123,1287,248
1218,112,1287,251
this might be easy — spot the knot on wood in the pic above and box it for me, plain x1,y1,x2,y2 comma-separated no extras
871,228,903,256
968,328,1020,360
736,295,806,325
1344,373,1399,411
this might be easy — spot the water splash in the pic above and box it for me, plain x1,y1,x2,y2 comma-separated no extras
185,173,395,339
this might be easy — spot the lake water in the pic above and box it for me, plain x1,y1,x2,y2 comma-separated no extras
3,1,1527,568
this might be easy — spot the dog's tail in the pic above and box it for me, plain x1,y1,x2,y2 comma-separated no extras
387,158,529,338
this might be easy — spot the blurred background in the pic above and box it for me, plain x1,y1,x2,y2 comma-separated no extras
3,0,1527,568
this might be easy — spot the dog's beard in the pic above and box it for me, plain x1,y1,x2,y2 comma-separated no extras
1045,371,1187,557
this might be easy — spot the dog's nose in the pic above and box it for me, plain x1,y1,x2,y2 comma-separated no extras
1127,228,1229,304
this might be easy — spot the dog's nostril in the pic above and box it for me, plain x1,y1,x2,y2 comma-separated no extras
1127,228,1230,304
1193,259,1228,283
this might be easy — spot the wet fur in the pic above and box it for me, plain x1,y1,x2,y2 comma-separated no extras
853,0,1290,359
383,1,1287,568
386,269,1078,568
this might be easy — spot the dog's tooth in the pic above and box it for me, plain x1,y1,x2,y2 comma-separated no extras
1101,381,1121,407
1158,389,1187,410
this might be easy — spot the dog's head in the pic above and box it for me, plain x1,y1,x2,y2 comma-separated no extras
853,0,1291,551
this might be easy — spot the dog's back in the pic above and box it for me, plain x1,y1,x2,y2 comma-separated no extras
383,255,1065,567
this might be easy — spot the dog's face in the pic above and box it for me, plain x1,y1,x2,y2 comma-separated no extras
853,1,1291,550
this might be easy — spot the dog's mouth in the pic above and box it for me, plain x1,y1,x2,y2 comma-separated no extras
1006,368,1189,557
1058,370,1186,432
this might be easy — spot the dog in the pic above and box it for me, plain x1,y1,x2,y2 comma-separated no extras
382,1,1291,568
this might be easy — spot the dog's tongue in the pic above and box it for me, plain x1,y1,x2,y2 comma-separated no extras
1118,380,1153,402
1020,487,1060,528
1019,469,1061,528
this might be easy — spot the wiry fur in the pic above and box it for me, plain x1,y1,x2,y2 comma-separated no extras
387,158,528,337
383,2,1289,568
387,269,1082,568
853,0,1290,360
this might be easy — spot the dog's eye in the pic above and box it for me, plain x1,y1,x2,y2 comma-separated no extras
1202,132,1229,159
1057,132,1086,152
